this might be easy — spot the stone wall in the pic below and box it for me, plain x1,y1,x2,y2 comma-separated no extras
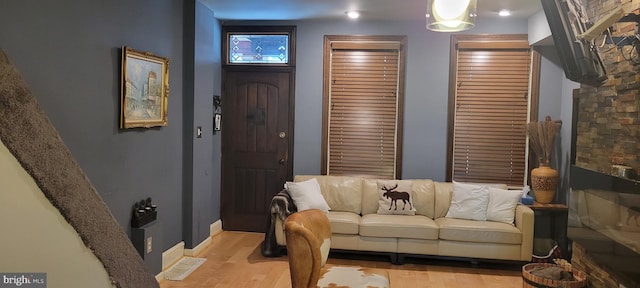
575,0,640,175
572,242,625,288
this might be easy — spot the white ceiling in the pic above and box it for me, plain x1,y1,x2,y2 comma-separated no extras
202,0,543,21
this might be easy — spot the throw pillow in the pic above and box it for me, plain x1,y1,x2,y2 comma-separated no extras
445,181,490,221
285,178,331,212
376,180,416,215
486,187,522,224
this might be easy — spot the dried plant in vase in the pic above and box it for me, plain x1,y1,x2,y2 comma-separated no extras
527,116,562,166
527,116,562,204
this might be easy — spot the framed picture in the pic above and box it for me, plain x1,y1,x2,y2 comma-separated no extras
120,46,169,129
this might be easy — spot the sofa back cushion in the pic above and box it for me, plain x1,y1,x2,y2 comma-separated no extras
362,179,435,217
411,180,435,218
376,180,416,215
434,182,454,219
361,179,380,215
285,178,331,212
433,182,510,219
294,175,362,214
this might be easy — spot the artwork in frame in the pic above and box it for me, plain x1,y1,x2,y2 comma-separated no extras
120,46,169,129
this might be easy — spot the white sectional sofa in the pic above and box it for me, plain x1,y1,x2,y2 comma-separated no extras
273,175,534,264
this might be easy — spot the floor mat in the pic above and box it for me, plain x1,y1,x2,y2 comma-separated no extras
164,257,207,281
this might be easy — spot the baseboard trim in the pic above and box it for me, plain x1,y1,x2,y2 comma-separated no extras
184,219,223,257
161,241,185,271
157,219,223,282
155,271,165,282
210,219,222,237
184,237,211,257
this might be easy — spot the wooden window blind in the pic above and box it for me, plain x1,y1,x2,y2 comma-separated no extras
322,36,406,179
449,36,535,186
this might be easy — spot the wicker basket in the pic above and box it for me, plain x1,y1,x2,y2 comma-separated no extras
522,263,586,288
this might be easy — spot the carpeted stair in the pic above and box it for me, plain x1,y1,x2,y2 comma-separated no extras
0,50,159,288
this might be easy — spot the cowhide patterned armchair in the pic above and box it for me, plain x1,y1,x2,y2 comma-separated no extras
284,209,390,288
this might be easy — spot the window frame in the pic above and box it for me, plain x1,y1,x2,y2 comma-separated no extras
445,34,541,186
222,26,296,67
321,35,407,179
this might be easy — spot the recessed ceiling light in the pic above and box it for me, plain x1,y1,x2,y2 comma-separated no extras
346,11,360,19
499,9,511,17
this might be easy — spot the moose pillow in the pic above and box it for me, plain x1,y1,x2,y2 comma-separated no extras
376,180,416,215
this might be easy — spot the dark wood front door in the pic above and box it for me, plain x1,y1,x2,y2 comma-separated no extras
221,69,294,232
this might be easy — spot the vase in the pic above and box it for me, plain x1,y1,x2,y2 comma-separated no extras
531,165,558,204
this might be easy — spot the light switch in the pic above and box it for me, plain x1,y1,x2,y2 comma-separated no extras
146,236,152,254
196,126,202,138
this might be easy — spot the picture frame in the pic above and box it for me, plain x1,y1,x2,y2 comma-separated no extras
120,46,169,129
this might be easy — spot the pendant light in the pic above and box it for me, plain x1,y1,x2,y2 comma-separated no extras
426,0,477,32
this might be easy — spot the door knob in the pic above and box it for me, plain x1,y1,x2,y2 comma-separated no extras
279,158,286,164
279,132,286,139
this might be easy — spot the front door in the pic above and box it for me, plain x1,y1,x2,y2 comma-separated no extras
221,69,294,232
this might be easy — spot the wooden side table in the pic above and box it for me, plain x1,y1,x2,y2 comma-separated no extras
526,202,569,258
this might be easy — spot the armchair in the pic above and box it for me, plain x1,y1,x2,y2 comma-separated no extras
284,209,390,288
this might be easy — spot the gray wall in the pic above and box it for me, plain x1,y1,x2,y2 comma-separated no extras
227,17,565,181
182,1,223,247
0,0,568,257
535,46,579,204
0,0,221,251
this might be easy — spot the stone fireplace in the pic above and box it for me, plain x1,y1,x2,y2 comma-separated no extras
569,0,640,287
569,166,640,287
574,1,640,172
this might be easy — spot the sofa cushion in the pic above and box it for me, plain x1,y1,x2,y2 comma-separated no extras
376,180,416,215
445,182,490,221
362,178,380,215
327,211,360,235
433,181,509,219
360,214,439,240
411,180,435,219
433,182,453,219
285,178,331,212
363,179,435,217
435,217,522,244
295,175,362,214
486,187,522,224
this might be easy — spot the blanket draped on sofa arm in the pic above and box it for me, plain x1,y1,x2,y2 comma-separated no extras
261,188,297,257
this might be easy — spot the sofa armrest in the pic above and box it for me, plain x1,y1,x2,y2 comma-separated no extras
515,204,534,261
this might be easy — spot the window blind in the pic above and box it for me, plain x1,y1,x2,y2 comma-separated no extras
327,48,400,179
452,46,531,186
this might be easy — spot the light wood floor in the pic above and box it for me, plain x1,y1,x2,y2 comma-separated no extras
159,231,524,288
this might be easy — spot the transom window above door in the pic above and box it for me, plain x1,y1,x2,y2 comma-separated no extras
223,26,295,66
228,34,289,64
